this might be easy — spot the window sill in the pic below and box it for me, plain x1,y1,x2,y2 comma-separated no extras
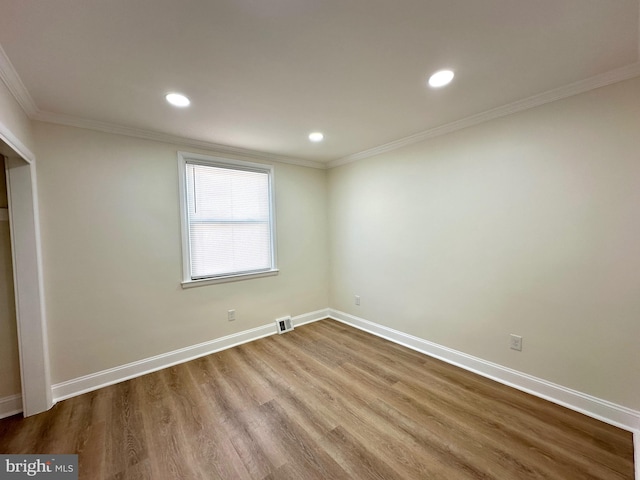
181,269,279,288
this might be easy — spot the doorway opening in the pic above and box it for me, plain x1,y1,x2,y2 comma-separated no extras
0,137,52,417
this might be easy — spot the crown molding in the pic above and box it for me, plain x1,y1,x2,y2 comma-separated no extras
0,45,325,170
0,42,325,169
328,62,640,168
32,110,327,169
3,32,639,172
0,44,38,117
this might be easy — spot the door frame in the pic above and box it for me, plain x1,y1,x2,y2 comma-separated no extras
1,122,52,416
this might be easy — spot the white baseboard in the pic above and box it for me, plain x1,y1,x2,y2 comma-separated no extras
293,308,330,327
328,309,640,434
0,393,22,419
52,309,328,402
10,306,640,477
21,304,640,477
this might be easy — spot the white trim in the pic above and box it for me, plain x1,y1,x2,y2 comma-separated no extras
328,62,640,168
32,62,640,172
177,151,278,286
0,120,35,164
638,0,640,64
4,32,639,172
33,110,326,170
328,309,640,433
51,309,327,402
5,158,53,416
5,41,324,169
17,303,640,474
177,151,191,283
0,394,22,419
0,207,8,221
0,45,38,117
293,308,330,327
634,431,639,480
181,269,279,288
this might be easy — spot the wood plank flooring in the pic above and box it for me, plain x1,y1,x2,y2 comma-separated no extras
0,319,634,479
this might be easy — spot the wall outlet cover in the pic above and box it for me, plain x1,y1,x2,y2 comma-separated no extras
510,334,523,351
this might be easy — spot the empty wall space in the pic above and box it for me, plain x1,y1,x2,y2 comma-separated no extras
33,122,329,385
328,77,640,411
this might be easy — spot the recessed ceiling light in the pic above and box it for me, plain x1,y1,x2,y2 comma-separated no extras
165,92,190,107
308,132,324,142
428,70,455,88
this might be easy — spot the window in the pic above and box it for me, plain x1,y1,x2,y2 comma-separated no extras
178,152,277,286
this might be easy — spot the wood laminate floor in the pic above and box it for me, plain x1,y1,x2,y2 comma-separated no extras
0,319,634,479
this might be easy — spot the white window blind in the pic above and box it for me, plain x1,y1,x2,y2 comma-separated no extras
183,159,275,280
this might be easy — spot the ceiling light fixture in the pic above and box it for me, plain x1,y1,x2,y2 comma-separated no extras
165,92,191,107
428,70,455,88
308,132,324,142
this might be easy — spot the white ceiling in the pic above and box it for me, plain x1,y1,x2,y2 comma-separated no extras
0,0,639,166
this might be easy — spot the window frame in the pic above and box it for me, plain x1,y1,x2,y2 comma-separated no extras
177,151,278,288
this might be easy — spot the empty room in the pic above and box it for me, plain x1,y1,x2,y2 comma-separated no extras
0,1,639,479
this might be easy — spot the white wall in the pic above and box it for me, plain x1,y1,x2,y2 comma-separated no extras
328,77,640,411
8,74,639,416
34,122,329,384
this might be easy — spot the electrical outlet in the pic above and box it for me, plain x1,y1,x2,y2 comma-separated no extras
228,309,236,322
510,334,522,351
355,295,360,306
